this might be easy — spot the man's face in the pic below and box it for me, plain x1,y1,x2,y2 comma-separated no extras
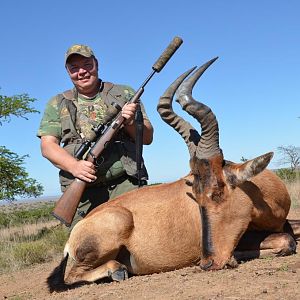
66,54,99,95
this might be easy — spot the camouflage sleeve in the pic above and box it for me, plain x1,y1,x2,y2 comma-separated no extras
37,96,62,139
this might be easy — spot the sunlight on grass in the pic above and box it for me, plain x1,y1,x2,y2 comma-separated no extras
285,180,300,209
0,224,69,272
0,203,69,273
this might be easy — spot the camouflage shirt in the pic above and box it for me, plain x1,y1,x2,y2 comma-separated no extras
37,84,137,141
37,82,149,188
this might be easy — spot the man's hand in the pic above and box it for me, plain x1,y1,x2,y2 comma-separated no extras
122,102,137,126
120,103,153,145
41,135,97,182
69,160,97,182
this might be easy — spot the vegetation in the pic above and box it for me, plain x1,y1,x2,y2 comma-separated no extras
277,145,300,171
0,92,43,201
284,180,300,209
275,168,300,182
0,202,55,228
0,202,68,273
275,167,300,209
0,224,68,271
0,93,39,125
0,146,43,201
275,144,300,184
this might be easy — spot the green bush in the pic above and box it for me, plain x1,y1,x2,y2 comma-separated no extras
275,168,297,181
0,203,55,228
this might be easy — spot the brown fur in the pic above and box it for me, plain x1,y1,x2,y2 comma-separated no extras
189,153,295,269
47,169,300,291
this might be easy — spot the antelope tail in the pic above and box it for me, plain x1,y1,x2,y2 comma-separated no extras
47,253,69,293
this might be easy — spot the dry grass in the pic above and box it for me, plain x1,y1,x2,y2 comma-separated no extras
285,179,300,219
0,202,68,273
0,220,60,242
285,179,300,210
0,222,69,273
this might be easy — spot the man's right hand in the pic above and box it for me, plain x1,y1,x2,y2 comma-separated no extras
40,136,97,183
69,160,97,182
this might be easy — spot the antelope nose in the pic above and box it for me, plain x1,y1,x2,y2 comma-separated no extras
200,259,214,271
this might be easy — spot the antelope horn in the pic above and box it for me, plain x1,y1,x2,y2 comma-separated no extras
157,67,201,156
176,57,221,159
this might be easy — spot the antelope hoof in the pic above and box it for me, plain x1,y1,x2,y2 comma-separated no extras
225,256,238,269
110,267,129,282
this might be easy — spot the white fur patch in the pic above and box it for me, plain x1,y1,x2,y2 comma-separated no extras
63,242,69,258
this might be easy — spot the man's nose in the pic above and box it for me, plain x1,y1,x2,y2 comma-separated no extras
78,67,87,75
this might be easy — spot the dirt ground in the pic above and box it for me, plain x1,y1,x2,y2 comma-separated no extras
1,210,300,300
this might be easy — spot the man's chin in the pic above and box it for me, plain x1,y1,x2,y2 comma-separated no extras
77,82,93,90
74,78,99,95
79,79,91,86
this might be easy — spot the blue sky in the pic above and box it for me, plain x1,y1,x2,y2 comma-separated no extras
1,0,299,197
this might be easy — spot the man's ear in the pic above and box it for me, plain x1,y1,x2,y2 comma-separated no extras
224,152,274,186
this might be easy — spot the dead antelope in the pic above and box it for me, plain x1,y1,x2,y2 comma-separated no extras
47,58,300,292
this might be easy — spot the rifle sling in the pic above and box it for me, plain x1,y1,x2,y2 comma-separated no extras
135,104,144,187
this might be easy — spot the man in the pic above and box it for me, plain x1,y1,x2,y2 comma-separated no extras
38,44,153,225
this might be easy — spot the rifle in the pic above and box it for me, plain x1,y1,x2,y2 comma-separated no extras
52,36,183,227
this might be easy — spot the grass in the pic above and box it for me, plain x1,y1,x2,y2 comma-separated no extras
0,220,58,241
0,201,55,228
0,201,69,273
284,180,300,209
0,223,69,272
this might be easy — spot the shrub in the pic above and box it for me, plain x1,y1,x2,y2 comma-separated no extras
12,240,49,265
0,224,69,272
0,203,54,228
275,168,297,182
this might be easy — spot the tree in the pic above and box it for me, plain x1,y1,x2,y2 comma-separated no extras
0,93,39,125
0,146,43,201
277,145,300,171
0,92,43,201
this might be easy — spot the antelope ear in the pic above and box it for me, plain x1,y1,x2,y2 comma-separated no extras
224,152,274,186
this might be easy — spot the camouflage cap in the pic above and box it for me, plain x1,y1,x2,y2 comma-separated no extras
65,44,95,64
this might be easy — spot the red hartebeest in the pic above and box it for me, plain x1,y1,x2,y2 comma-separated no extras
47,58,300,292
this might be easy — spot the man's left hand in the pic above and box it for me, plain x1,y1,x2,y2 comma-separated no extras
122,102,137,126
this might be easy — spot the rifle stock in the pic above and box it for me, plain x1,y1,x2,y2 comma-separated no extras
52,118,123,227
52,36,183,226
52,179,87,227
